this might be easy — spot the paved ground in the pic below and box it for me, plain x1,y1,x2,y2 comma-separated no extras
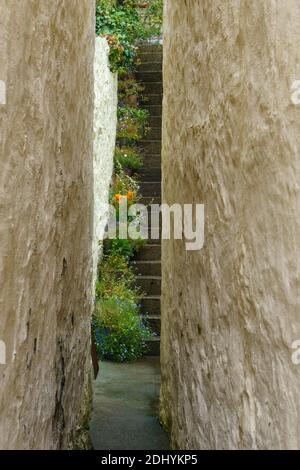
90,357,169,450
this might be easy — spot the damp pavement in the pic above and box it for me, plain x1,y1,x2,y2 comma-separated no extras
90,357,169,450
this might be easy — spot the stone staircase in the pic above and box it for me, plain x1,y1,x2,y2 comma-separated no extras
134,43,162,356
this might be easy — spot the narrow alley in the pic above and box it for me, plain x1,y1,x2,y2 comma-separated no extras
90,358,169,450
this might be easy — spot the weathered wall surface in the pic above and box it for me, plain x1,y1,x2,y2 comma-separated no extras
161,0,300,450
93,37,117,290
0,0,95,449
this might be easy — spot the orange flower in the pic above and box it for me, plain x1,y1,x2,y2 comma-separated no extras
114,193,127,202
127,191,134,200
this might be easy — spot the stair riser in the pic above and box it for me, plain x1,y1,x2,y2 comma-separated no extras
141,298,161,315
143,82,163,94
145,127,161,140
141,142,161,155
140,182,161,197
135,245,161,261
139,53,163,63
145,339,160,356
143,317,161,335
139,44,162,54
137,62,162,72
135,262,161,277
148,116,162,127
141,94,162,106
142,155,161,168
139,167,161,181
137,277,161,296
144,105,162,116
136,72,163,82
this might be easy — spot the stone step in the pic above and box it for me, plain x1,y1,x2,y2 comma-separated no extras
144,105,162,116
137,62,162,72
141,296,161,316
141,94,162,106
145,337,160,356
141,153,161,167
141,141,161,155
145,127,161,140
135,244,161,261
140,181,161,197
143,82,163,94
148,116,162,128
134,261,161,277
139,53,163,64
137,276,161,296
138,44,162,54
148,233,161,245
138,52,163,68
142,315,161,335
148,239,161,246
139,166,161,181
136,71,163,83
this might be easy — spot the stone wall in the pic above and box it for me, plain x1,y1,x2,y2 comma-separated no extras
0,0,95,449
93,38,118,291
161,0,300,449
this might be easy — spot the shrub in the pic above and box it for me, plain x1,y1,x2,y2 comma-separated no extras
94,250,150,362
140,0,163,36
96,0,147,72
107,237,147,260
110,169,139,205
115,146,143,173
95,0,163,72
93,296,151,362
95,251,139,302
118,73,145,106
117,106,149,141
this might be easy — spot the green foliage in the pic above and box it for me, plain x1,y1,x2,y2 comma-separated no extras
94,250,150,362
93,296,151,362
140,0,163,36
106,238,136,259
96,251,137,301
118,72,145,105
96,0,147,72
110,167,139,205
117,106,149,141
115,146,143,173
107,237,147,259
95,0,163,72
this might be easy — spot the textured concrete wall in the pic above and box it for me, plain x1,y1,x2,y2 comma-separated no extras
0,0,95,449
93,38,117,290
161,0,300,450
